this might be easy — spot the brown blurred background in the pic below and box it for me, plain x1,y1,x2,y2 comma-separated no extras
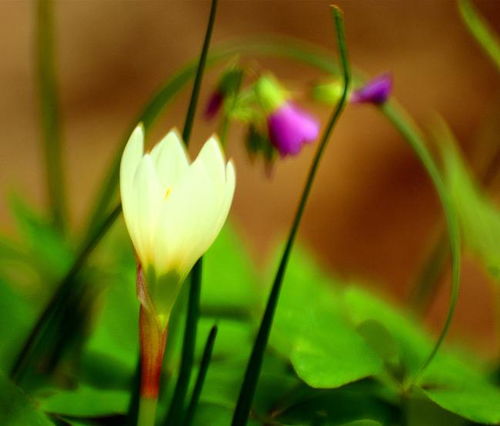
0,1,499,358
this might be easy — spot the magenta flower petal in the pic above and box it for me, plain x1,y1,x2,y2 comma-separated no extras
204,91,224,120
268,102,320,157
350,73,392,105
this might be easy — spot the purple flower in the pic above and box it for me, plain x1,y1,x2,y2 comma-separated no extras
350,73,392,105
267,102,320,157
204,91,224,120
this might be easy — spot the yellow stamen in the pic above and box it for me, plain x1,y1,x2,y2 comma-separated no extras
164,188,172,199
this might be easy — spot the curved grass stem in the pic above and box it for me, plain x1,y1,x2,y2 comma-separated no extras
230,7,351,425
459,0,500,70
381,103,461,384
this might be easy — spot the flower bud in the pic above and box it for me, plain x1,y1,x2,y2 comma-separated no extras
120,126,236,325
254,74,288,113
204,68,244,120
350,73,392,105
312,80,344,105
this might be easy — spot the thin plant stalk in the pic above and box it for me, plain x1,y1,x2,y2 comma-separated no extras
137,272,168,426
181,326,218,426
231,7,351,425
409,128,500,314
381,103,462,385
459,0,500,70
37,0,66,232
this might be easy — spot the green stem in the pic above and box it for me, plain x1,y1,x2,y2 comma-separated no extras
411,114,500,316
231,8,351,425
182,325,218,426
381,102,461,384
37,0,66,232
126,357,141,426
182,0,218,144
165,1,218,424
138,397,158,426
459,0,500,70
164,260,202,425
408,232,449,314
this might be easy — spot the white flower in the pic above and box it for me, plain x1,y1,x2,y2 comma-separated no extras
120,125,235,319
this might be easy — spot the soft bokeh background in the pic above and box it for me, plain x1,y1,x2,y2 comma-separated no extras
0,1,499,357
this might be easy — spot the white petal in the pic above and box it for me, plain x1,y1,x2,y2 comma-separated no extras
150,129,190,188
192,136,226,187
152,161,220,277
132,154,163,268
120,125,144,192
120,125,145,257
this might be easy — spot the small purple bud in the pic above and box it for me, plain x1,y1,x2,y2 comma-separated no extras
204,91,224,120
350,74,392,105
268,102,320,157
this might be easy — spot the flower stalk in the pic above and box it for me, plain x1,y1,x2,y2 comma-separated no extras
138,307,167,426
137,268,168,402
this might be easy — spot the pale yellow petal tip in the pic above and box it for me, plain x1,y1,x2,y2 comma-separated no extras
155,127,189,159
131,123,145,144
207,133,225,157
126,124,145,153
167,127,183,145
226,159,236,181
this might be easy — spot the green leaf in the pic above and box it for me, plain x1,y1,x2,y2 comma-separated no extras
343,286,432,379
199,360,247,409
275,383,397,426
437,121,500,280
190,402,260,426
343,286,500,423
78,351,132,391
202,225,258,317
0,278,36,369
9,196,72,281
290,308,383,389
419,354,500,424
80,229,138,388
0,372,54,425
356,320,399,366
196,318,252,362
406,396,466,426
270,249,383,389
40,385,128,417
83,272,138,369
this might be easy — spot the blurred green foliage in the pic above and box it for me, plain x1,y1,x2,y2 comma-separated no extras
0,214,498,425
